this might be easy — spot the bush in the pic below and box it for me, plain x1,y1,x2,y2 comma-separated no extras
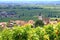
34,20,44,27
0,23,60,40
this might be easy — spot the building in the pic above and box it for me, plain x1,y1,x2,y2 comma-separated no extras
38,13,50,25
0,22,7,28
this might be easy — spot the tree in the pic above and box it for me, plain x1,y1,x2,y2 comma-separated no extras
34,20,44,27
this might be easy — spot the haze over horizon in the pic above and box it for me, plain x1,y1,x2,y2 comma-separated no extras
0,0,60,3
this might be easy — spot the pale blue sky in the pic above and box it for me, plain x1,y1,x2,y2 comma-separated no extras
0,0,60,2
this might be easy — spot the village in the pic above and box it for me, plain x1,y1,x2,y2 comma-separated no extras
0,13,60,28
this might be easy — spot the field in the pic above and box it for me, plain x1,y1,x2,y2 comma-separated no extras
50,18,60,20
0,4,60,22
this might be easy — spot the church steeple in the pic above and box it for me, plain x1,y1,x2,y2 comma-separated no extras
38,13,43,20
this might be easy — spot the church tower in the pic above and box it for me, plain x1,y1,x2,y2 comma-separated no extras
38,13,43,20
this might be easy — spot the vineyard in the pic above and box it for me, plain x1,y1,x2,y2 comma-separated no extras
0,23,60,40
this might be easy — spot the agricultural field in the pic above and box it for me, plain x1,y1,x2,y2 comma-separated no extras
0,4,60,22
50,18,60,20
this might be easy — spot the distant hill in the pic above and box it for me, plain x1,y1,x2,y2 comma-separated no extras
18,1,60,5
0,1,60,5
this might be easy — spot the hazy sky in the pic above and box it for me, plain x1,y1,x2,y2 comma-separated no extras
0,0,60,2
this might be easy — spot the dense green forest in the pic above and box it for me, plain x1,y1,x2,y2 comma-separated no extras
0,4,60,22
